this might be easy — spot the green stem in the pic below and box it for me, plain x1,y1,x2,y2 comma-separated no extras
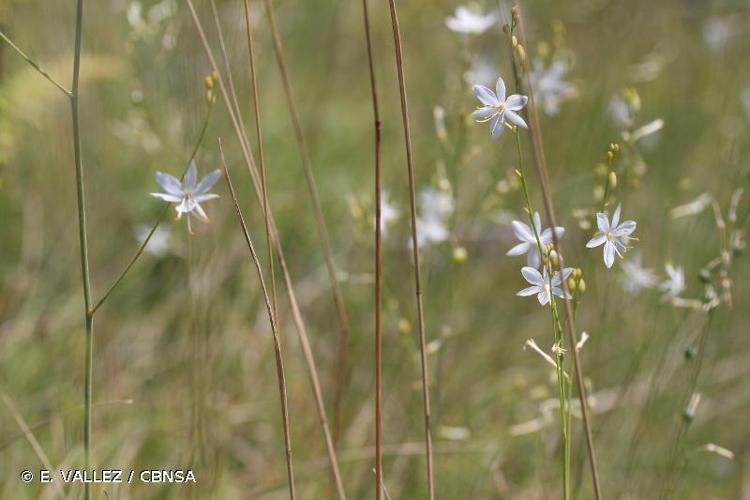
69,1,93,499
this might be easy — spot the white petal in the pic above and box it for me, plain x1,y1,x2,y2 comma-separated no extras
615,220,636,236
194,193,220,203
195,169,222,195
495,77,506,102
155,172,183,196
506,242,530,256
472,106,497,121
596,212,611,233
604,242,615,268
511,220,534,241
193,201,209,222
526,249,541,269
521,266,545,286
532,212,542,235
490,114,504,140
505,94,528,111
586,234,607,248
151,193,183,203
537,291,550,306
184,160,198,190
473,85,498,106
504,109,528,129
612,204,622,228
517,285,540,297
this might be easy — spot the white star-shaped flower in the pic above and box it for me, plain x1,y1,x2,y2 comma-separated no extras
517,266,573,306
506,212,565,268
620,251,657,294
660,263,685,300
445,6,498,35
379,191,399,236
586,205,637,268
472,77,528,140
530,59,576,116
151,160,221,233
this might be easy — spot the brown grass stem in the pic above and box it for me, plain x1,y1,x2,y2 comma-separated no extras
242,0,279,326
261,0,353,445
184,3,346,497
384,1,435,498
510,3,602,498
361,0,384,497
219,139,296,500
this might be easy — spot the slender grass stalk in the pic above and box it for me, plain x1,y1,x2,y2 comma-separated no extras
0,30,72,96
219,140,296,500
509,3,602,498
90,101,214,315
261,0,353,445
184,3,347,497
67,2,95,500
360,0,383,496
1,391,66,498
384,1,435,497
242,0,279,324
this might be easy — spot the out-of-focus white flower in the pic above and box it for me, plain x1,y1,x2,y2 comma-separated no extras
151,160,221,233
463,57,497,86
670,193,713,219
660,263,686,300
627,118,664,143
620,252,657,294
506,212,565,269
445,6,498,35
517,266,573,306
379,191,399,236
703,17,733,52
530,59,576,116
414,188,454,248
472,77,528,140
135,225,171,256
586,205,637,268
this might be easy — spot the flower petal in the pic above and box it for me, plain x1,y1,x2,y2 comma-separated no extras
596,212,610,233
150,193,183,203
473,85,498,106
184,160,198,190
194,193,220,203
506,242,530,257
521,266,545,286
526,249,541,269
537,291,550,306
517,285,540,297
472,106,497,121
155,172,183,196
504,109,528,129
505,94,528,110
615,220,636,236
586,234,607,248
604,241,615,268
195,169,222,195
612,204,622,228
511,220,534,241
495,77,506,102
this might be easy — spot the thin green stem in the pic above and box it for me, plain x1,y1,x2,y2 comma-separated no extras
69,2,93,499
0,30,72,96
90,101,214,315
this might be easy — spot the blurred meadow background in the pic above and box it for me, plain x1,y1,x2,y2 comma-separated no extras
1,0,750,498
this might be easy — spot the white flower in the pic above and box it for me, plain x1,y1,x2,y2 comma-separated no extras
620,252,657,294
586,205,637,268
379,191,399,236
151,160,221,233
445,6,497,35
135,225,171,256
517,266,573,306
660,263,685,300
414,188,454,248
472,77,528,140
463,57,496,86
608,94,632,126
506,212,565,269
703,17,733,52
530,59,576,116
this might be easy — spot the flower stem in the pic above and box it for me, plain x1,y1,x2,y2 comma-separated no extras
0,29,72,96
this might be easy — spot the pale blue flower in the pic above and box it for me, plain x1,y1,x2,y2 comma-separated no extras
660,263,685,300
151,160,221,233
506,212,565,269
517,266,573,306
472,77,528,140
620,252,657,294
530,59,576,116
586,205,637,268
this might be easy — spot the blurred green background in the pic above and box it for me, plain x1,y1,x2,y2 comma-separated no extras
1,0,750,498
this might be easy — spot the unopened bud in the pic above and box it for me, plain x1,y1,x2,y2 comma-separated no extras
567,278,577,292
578,278,586,292
453,246,468,264
608,171,617,189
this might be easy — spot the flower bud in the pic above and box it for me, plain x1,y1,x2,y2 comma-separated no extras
608,171,617,189
453,246,468,264
578,278,586,292
567,278,577,292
